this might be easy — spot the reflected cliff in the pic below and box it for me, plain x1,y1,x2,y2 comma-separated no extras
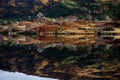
0,34,120,80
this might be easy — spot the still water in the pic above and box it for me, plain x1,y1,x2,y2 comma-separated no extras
0,34,120,80
0,70,57,80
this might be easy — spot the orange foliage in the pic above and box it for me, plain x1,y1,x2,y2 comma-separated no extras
38,24,60,32
26,20,93,32
37,21,86,32
38,35,95,46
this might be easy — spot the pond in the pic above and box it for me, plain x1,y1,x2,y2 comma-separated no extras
0,70,57,80
0,34,120,80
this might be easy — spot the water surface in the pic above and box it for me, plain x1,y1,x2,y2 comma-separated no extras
0,34,120,80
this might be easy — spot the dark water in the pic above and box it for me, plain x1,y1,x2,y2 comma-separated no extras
0,34,120,80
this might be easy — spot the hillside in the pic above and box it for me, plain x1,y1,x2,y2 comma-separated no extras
0,0,120,21
41,0,120,20
0,0,44,18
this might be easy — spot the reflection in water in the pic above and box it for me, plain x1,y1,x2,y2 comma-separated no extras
0,70,57,80
0,34,120,80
